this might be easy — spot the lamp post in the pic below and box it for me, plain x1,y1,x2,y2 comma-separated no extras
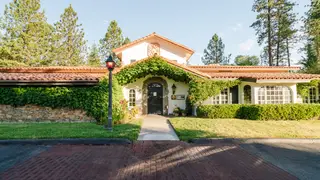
104,55,116,131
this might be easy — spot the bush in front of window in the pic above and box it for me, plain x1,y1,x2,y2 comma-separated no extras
197,104,320,120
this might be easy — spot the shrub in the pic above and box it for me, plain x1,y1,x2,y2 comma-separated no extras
0,77,125,123
197,104,320,120
0,59,28,67
197,104,242,119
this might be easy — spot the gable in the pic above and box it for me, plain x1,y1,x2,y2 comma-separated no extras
113,33,194,66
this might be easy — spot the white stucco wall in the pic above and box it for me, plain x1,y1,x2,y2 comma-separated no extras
123,76,189,115
121,41,187,66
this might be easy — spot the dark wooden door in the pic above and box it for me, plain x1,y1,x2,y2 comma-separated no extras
147,83,163,115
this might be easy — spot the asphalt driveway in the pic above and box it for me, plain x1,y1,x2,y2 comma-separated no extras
0,141,296,180
240,142,320,180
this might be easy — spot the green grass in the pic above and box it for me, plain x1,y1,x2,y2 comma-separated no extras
170,118,320,141
0,119,141,141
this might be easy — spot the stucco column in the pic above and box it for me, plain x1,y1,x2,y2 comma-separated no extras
290,84,298,103
252,86,259,104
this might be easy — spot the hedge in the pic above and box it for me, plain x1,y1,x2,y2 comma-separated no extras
197,104,320,120
0,77,125,123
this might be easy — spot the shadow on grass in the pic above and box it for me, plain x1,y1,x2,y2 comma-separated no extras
173,128,219,142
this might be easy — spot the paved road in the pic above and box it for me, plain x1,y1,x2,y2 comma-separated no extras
0,142,295,180
138,115,179,141
241,142,320,180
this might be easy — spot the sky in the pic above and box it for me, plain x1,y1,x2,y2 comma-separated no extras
0,0,311,65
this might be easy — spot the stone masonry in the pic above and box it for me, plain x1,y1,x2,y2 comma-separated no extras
0,104,95,122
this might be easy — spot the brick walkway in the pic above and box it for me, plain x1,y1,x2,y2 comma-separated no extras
0,142,297,180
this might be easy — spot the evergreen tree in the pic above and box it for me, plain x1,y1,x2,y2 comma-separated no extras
53,4,86,66
99,20,129,65
274,0,298,66
305,0,320,62
300,42,318,73
251,0,276,66
88,43,101,66
251,0,298,66
202,34,229,65
0,0,54,66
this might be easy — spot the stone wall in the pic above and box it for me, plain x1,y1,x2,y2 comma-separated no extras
0,105,95,122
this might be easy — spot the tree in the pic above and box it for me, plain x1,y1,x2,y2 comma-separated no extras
300,42,319,73
251,0,298,66
88,43,101,66
274,0,298,66
251,0,275,66
234,55,260,66
305,0,320,62
202,34,230,65
0,0,54,66
53,4,86,66
99,20,130,65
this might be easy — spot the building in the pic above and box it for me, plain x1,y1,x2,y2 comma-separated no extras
1,32,320,116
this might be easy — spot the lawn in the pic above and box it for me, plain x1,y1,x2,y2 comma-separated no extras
0,119,141,141
170,118,320,141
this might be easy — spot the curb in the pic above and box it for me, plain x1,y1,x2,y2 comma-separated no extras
0,138,132,145
191,138,320,144
166,119,180,141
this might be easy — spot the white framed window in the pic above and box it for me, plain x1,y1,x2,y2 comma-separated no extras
130,59,136,63
129,89,136,107
303,87,317,103
212,88,229,104
258,86,292,104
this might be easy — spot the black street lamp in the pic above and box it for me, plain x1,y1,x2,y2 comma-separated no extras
104,55,116,131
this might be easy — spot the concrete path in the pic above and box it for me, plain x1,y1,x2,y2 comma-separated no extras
138,115,179,141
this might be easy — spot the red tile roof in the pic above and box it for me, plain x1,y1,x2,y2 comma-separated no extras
207,72,320,80
0,62,318,85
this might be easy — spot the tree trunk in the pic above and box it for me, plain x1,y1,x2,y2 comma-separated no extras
286,38,291,66
268,0,273,66
276,6,281,66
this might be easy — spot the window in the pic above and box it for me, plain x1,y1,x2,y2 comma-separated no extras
303,87,317,103
258,86,292,104
243,85,251,104
129,89,136,107
130,59,136,63
212,88,229,104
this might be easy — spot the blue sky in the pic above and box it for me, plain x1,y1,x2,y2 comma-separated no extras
0,0,310,65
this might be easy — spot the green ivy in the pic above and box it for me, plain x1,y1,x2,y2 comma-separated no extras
0,77,125,123
297,80,320,97
115,56,240,105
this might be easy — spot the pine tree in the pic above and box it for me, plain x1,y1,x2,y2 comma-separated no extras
202,34,229,65
0,0,54,66
251,0,298,66
274,0,298,66
88,43,101,67
99,20,129,65
53,4,86,66
305,0,320,62
251,0,276,66
301,42,318,73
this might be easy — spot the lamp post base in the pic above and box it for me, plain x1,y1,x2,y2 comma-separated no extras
103,125,113,131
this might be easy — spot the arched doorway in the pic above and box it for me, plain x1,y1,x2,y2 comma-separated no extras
142,77,169,115
147,82,163,114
